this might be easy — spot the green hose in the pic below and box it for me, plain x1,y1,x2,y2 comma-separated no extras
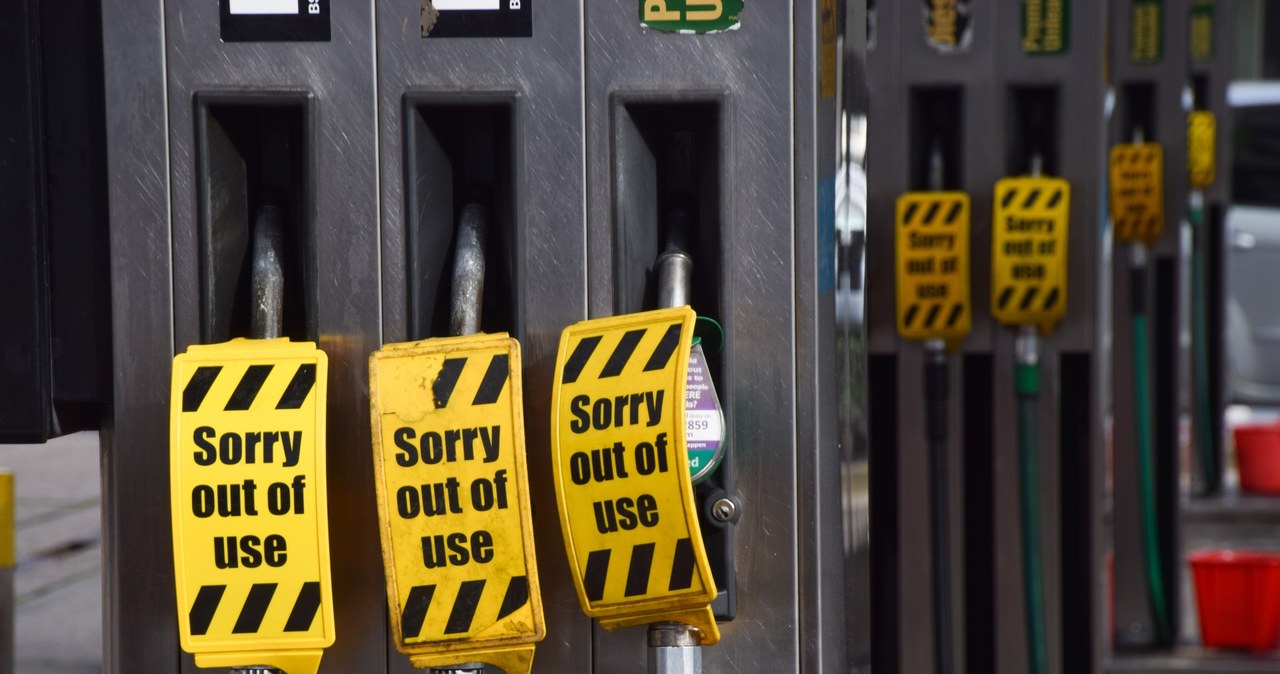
1189,200,1218,492
1133,309,1171,640
1016,361,1047,674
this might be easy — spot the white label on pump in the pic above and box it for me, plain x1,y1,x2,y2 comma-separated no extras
228,0,299,14
434,0,501,9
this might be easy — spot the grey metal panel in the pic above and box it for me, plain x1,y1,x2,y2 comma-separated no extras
100,0,178,670
374,4,590,672
584,3,802,672
793,1,847,672
162,1,384,671
1109,0,1192,651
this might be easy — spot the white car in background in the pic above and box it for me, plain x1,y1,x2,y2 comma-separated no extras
1227,81,1280,403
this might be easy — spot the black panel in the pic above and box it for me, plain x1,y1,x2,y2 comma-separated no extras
869,354,899,674
963,353,994,674
1206,203,1225,490
1060,352,1093,674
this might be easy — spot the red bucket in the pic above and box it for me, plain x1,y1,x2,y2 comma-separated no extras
1189,551,1280,651
1233,423,1280,494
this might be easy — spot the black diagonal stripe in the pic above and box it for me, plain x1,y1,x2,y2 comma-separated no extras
233,583,277,634
1144,150,1156,165
643,323,682,372
944,200,963,225
923,304,942,328
921,201,942,225
998,287,1016,310
496,575,529,620
903,202,920,225
225,365,273,411
1045,189,1063,210
946,303,964,327
283,582,321,632
445,580,486,635
183,367,222,412
189,585,226,636
433,358,467,409
1019,287,1040,311
561,336,602,384
668,538,696,591
904,304,920,328
472,354,509,406
583,549,611,603
1146,214,1159,235
276,363,317,410
1043,287,1061,311
1022,189,1042,210
1001,188,1018,209
401,585,436,640
625,542,656,597
599,329,645,378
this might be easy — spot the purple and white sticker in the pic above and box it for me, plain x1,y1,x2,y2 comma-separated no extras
685,343,725,483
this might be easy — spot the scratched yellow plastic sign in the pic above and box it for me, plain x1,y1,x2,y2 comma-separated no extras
1110,143,1164,244
170,339,333,674
551,307,720,644
369,334,543,674
991,176,1070,330
895,191,972,343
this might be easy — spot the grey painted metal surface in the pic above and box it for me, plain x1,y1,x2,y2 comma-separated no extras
1108,0,1192,654
374,4,588,672
868,1,1110,672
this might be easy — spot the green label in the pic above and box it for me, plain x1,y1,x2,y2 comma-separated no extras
1022,0,1069,54
641,0,743,34
1190,0,1214,62
1129,0,1163,63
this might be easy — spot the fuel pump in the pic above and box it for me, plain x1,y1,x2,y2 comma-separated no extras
1109,129,1171,643
169,201,336,674
991,152,1071,674
894,144,971,674
368,197,545,674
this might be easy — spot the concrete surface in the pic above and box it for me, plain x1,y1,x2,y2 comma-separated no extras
0,431,102,673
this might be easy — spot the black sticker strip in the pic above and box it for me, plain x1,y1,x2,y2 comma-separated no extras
220,0,331,43
422,0,532,39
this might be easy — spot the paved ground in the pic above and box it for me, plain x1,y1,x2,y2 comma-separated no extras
0,431,102,673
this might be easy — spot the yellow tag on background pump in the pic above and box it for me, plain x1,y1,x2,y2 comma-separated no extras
369,334,544,674
1188,111,1216,188
991,177,1070,330
170,338,333,674
895,191,971,342
550,307,720,644
1110,143,1164,243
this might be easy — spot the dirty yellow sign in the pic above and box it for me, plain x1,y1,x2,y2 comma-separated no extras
369,334,543,674
551,307,720,644
170,339,333,674
1188,111,1216,189
991,177,1070,330
1110,143,1164,244
895,192,972,343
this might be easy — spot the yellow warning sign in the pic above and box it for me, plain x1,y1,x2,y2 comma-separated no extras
895,192,971,343
1188,111,1216,189
1110,143,1164,244
170,338,333,674
369,334,543,674
550,307,720,644
991,177,1070,330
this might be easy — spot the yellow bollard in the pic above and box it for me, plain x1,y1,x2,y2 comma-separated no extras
0,469,13,674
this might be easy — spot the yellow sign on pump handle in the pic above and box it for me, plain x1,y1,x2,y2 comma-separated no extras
550,307,720,644
170,338,333,674
1188,111,1216,189
369,334,544,674
894,191,972,344
991,176,1071,331
1110,143,1165,244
